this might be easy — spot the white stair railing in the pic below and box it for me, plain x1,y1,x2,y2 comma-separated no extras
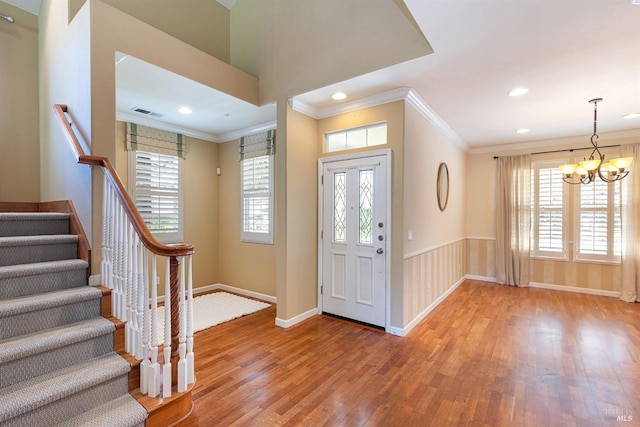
54,103,196,405
101,176,195,399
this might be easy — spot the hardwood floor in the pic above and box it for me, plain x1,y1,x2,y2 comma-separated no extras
180,280,640,426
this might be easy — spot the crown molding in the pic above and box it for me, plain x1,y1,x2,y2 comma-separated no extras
404,88,468,151
218,121,277,142
116,112,276,144
116,112,219,142
290,87,468,151
288,98,319,118
468,128,640,155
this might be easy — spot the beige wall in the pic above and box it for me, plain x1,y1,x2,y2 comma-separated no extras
402,100,467,327
218,139,276,296
465,133,640,293
231,0,432,104
0,2,40,202
277,104,319,320
316,101,405,328
39,1,93,238
69,0,230,62
100,0,230,62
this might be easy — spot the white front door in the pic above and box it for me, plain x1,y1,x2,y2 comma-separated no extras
320,153,388,327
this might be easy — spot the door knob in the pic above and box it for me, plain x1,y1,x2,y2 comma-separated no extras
376,248,384,254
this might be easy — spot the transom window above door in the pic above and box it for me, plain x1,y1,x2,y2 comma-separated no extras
325,123,387,153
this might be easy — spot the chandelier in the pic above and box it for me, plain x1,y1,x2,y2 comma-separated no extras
559,98,632,184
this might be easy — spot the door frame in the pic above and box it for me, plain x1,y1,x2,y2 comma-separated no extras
317,148,392,332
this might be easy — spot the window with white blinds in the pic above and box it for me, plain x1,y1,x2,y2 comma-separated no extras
576,176,621,262
130,150,183,243
531,160,567,259
241,155,273,244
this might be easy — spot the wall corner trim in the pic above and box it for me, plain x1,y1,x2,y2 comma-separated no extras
275,307,320,328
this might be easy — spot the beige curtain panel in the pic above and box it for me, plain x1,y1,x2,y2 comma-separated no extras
620,143,640,302
495,154,531,287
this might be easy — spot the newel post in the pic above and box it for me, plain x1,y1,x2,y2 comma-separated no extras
169,256,181,385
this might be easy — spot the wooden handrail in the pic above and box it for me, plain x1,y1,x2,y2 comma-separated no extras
52,103,194,257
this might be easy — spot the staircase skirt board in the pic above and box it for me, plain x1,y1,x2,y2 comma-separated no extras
0,207,148,426
0,259,88,299
0,235,78,266
0,212,70,237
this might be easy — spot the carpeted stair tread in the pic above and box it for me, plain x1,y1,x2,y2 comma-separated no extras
0,212,70,237
0,317,115,388
0,286,101,318
0,317,114,363
0,259,88,299
57,394,147,427
0,259,87,280
0,234,77,247
0,353,131,423
0,235,78,266
0,212,70,221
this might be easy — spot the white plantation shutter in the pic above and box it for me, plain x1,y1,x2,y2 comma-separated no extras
239,129,275,244
531,161,566,259
132,150,183,243
576,176,620,262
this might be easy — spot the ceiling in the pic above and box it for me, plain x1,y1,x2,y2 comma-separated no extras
7,0,640,148
294,0,640,151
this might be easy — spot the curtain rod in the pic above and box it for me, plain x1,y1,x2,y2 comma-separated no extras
492,144,621,160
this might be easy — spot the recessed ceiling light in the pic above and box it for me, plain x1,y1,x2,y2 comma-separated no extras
178,106,192,114
509,88,529,97
516,128,530,134
623,112,640,119
331,92,347,101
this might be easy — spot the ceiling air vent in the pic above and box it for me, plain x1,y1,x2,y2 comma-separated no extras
131,107,164,118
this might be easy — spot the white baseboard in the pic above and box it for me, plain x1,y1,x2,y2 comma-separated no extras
465,274,497,283
464,276,620,298
391,276,466,337
275,307,319,328
205,283,277,303
529,281,620,298
156,283,277,304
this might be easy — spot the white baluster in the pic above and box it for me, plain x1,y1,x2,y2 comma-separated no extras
177,258,187,392
162,257,172,398
101,176,108,290
148,254,160,398
186,255,195,385
125,223,134,354
136,239,145,359
140,248,150,394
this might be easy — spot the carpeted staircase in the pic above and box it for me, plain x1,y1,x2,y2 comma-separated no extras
0,212,147,426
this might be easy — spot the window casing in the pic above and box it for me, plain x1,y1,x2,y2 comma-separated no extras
531,160,567,260
129,150,183,244
241,155,273,244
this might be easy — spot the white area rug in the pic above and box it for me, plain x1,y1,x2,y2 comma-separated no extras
157,291,270,334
